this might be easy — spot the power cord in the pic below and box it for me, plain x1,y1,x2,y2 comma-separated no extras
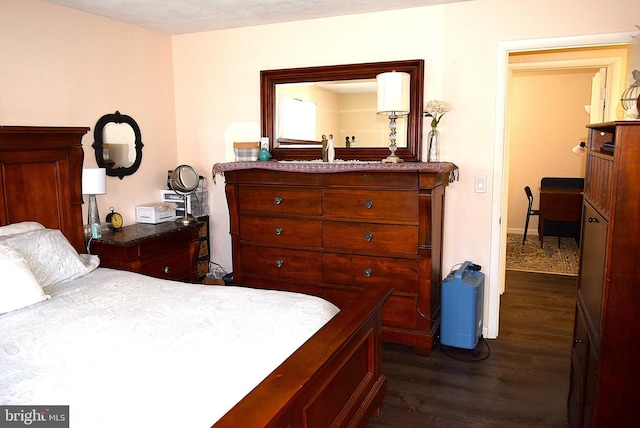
437,336,491,362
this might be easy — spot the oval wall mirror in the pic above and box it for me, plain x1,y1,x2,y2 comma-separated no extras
92,111,143,179
169,165,200,225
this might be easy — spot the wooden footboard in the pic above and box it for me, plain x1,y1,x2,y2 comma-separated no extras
213,284,392,428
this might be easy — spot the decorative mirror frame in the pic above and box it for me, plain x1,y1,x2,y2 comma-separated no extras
92,111,144,179
261,59,424,162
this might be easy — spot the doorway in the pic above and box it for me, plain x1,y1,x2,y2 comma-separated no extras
485,32,634,339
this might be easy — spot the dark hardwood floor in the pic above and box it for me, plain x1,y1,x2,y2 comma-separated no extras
369,270,576,428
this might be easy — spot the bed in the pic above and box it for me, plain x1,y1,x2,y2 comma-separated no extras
0,126,392,427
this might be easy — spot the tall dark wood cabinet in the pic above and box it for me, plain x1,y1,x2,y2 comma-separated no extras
567,121,640,427
218,162,457,355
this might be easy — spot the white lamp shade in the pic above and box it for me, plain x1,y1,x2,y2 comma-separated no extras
376,71,411,114
82,168,107,195
572,142,587,156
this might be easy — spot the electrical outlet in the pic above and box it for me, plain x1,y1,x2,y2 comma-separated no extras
475,175,487,193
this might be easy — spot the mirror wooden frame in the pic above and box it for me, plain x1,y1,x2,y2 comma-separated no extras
92,111,144,180
261,59,424,162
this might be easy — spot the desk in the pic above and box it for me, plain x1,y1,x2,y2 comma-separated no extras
538,187,583,247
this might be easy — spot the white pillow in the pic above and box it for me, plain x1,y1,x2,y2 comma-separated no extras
0,229,99,288
0,246,50,314
0,221,44,237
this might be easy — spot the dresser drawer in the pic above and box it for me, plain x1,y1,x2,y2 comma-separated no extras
321,171,418,188
138,249,191,280
323,253,419,293
238,186,322,215
324,221,418,254
228,169,321,186
239,215,322,246
240,245,322,282
324,189,418,222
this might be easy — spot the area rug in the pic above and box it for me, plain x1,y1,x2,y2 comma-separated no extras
506,233,579,276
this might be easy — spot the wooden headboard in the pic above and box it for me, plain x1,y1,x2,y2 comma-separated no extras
0,126,89,253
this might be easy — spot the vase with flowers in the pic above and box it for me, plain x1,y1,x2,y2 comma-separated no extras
423,100,451,162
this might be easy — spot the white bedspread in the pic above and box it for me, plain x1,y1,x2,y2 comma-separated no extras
0,268,339,427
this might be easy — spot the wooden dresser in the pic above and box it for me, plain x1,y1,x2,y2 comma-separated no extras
567,121,640,427
217,161,458,355
89,222,202,283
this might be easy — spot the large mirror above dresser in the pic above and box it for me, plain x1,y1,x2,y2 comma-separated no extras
261,59,424,161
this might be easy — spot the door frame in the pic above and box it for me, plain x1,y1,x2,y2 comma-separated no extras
486,32,635,339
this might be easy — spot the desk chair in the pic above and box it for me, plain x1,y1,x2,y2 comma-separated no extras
523,186,540,245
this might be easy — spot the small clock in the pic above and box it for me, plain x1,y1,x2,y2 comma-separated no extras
106,207,123,231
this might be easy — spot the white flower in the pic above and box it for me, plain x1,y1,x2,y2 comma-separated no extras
423,100,451,128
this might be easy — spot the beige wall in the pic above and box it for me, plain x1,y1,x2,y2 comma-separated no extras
1,0,177,226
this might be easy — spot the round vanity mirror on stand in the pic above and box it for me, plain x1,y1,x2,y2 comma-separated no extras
169,165,200,225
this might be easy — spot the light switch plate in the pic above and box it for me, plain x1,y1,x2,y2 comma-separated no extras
475,175,487,193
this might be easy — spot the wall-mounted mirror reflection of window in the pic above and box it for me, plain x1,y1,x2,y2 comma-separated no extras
92,111,143,179
275,79,406,149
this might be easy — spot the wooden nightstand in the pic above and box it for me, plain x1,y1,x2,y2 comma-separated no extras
89,222,201,282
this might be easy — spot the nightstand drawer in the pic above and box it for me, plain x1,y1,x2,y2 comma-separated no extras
238,186,322,215
239,215,322,246
240,245,322,282
138,249,191,280
324,221,418,254
323,189,418,222
323,253,419,293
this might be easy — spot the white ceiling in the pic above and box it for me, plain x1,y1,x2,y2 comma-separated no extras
44,0,468,35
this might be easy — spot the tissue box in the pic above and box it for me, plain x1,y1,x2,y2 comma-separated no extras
234,142,260,161
135,202,178,224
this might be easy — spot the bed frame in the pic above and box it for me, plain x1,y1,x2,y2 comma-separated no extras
0,126,392,428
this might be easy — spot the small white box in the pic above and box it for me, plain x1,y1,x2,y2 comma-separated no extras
135,202,178,224
160,190,209,217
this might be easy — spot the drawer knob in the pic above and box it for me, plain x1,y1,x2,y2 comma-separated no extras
574,338,584,344
274,196,283,205
163,266,170,274
588,217,599,223
275,259,284,268
364,232,373,242
275,227,283,236
364,199,374,209
363,268,372,277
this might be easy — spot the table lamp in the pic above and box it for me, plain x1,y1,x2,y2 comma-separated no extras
377,71,410,163
82,168,107,226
